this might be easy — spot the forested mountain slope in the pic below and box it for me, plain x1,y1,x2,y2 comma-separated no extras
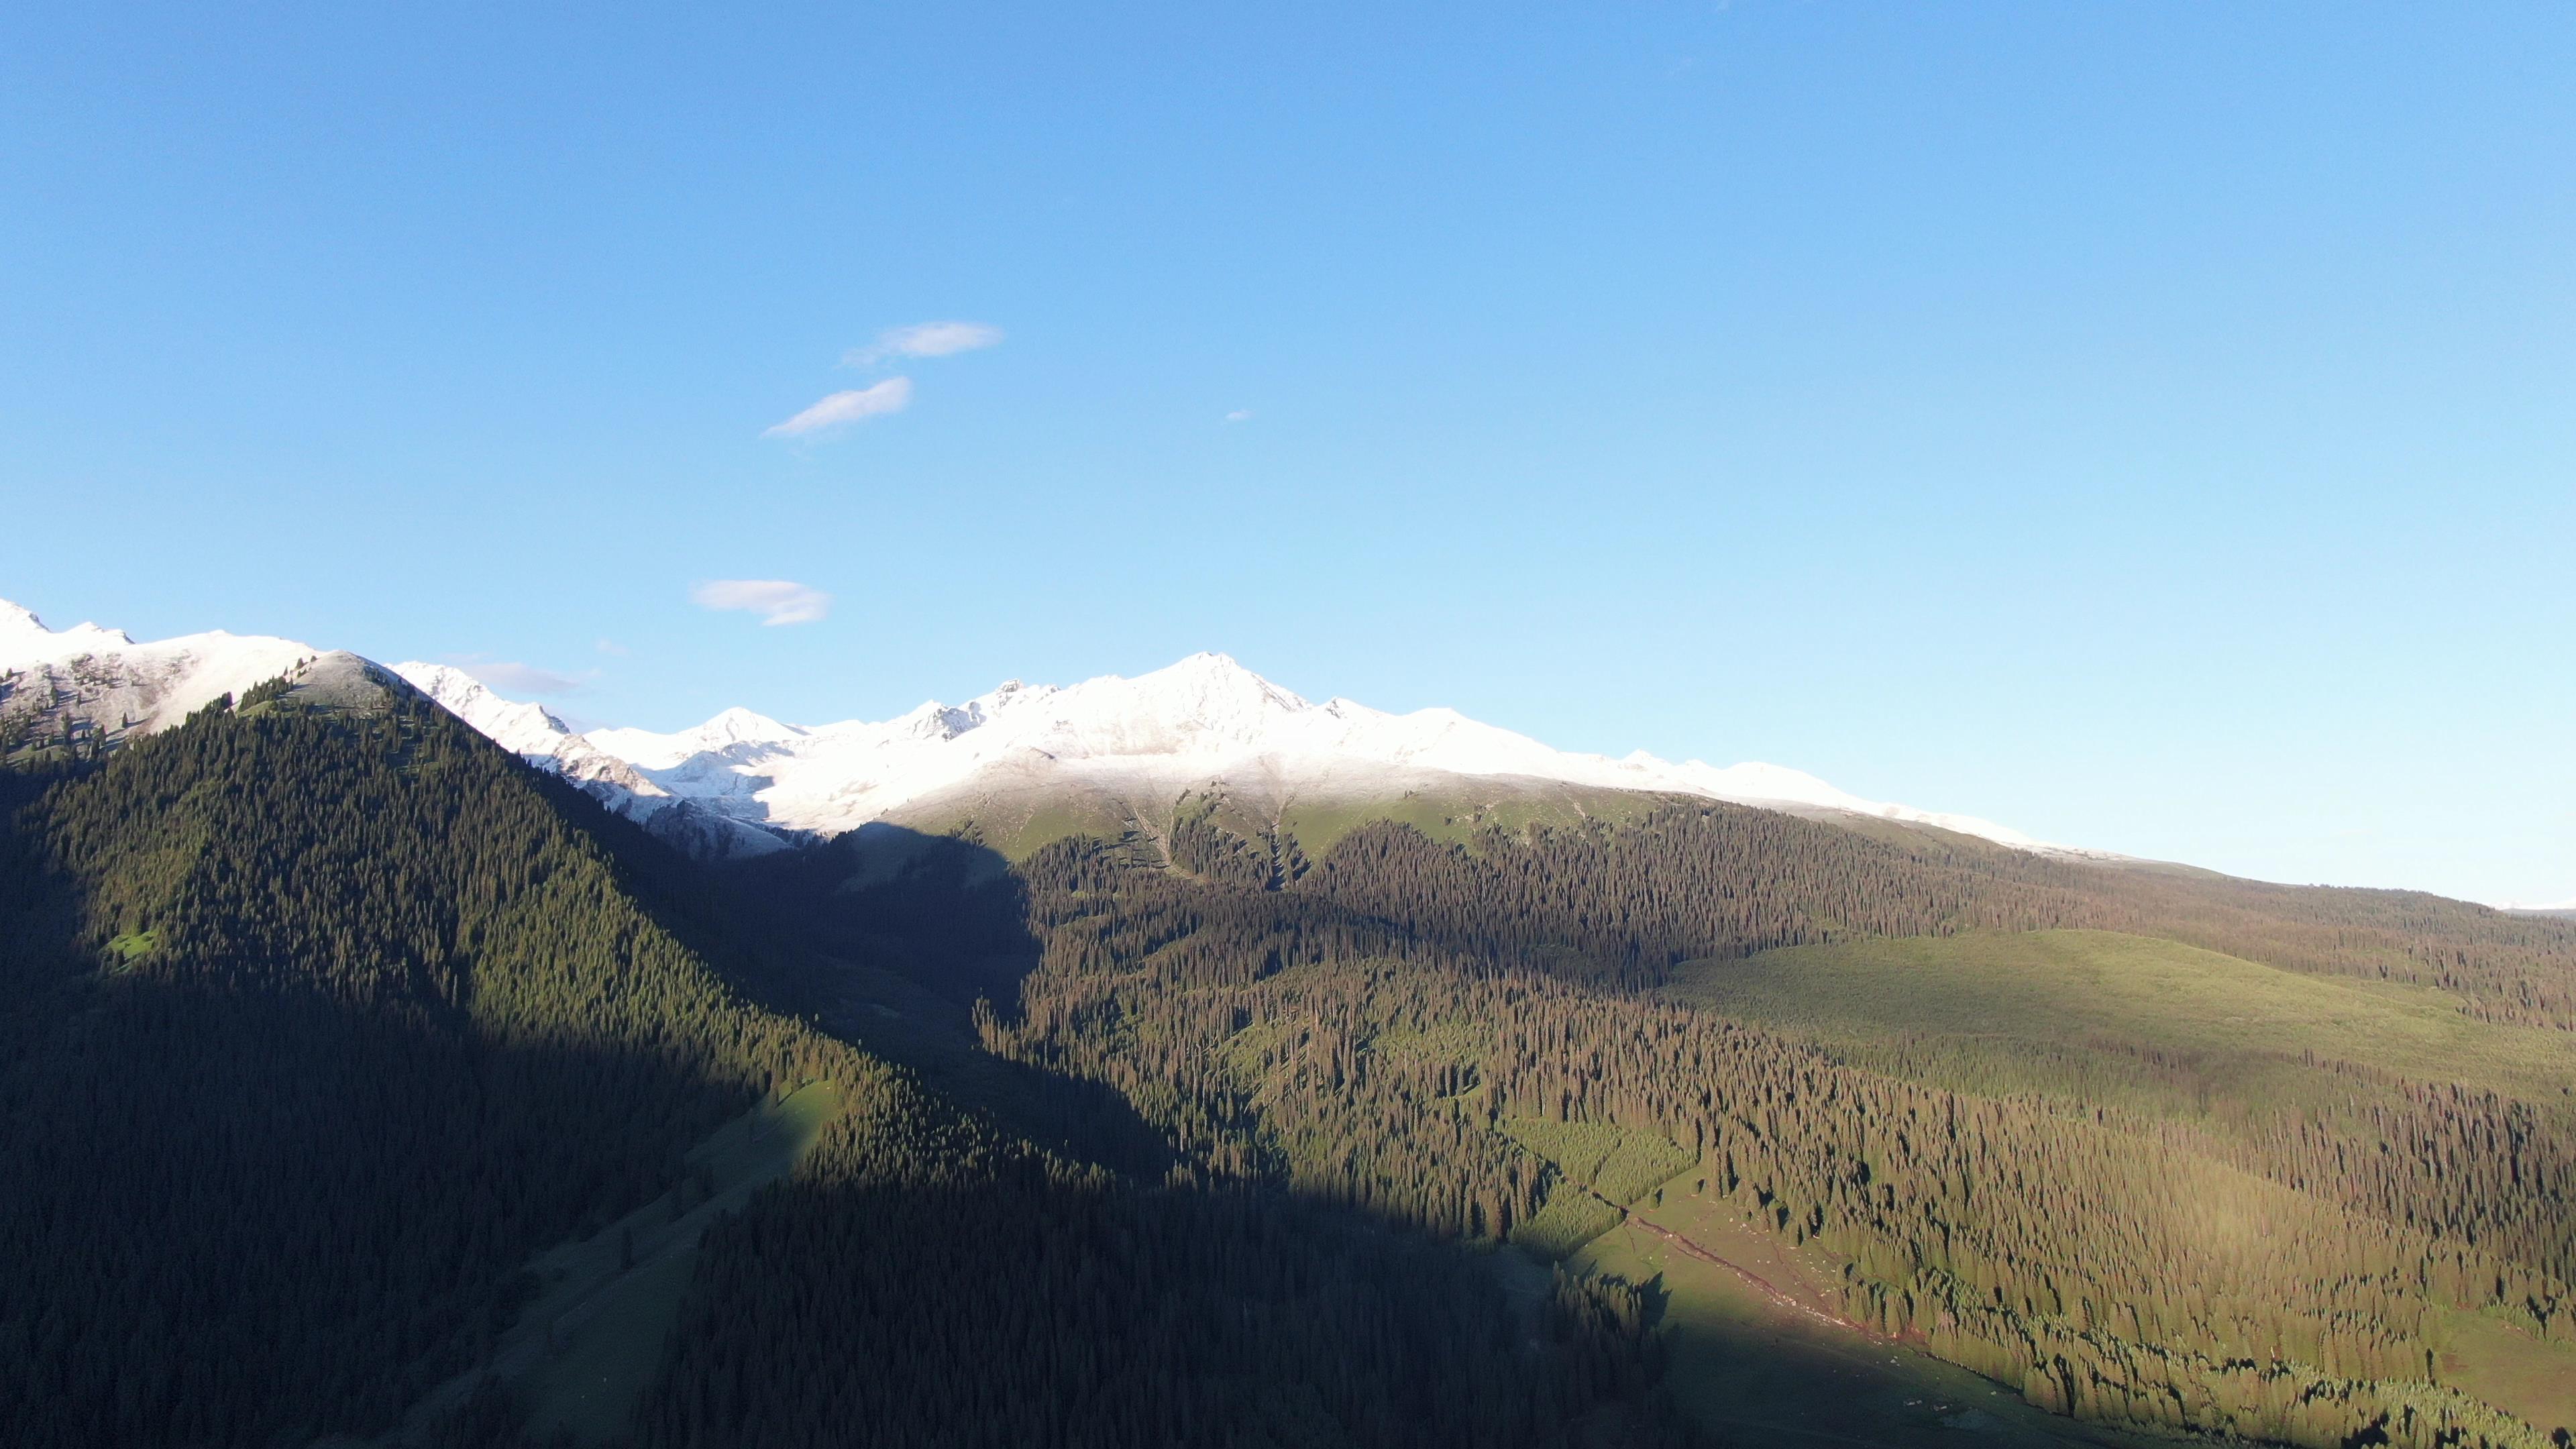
0,679,1693,1448
7,623,2569,1449
751,804,2576,1449
0,681,825,1445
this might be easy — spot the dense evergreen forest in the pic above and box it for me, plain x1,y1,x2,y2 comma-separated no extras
7,680,2571,1446
0,690,818,1444
745,802,2576,1449
0,689,1690,1448
629,1069,1691,1449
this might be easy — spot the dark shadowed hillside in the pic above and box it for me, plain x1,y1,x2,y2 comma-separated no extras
0,686,1696,1449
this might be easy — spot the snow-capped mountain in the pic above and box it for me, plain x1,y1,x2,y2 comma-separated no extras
2,598,325,743
0,598,780,858
0,596,2074,863
390,662,787,857
560,651,2070,857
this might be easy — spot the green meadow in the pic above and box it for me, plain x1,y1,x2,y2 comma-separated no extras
388,1081,844,1447
1667,928,2576,1120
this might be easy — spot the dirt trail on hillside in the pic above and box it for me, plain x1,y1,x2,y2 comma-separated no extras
1595,1191,1865,1335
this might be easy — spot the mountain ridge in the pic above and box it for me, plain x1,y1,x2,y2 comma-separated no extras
558,647,2098,859
5,594,2092,863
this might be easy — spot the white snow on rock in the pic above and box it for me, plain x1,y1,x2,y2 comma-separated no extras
566,651,2075,853
0,596,787,859
390,661,789,859
390,661,582,757
0,599,136,664
1,596,2072,861
1,598,321,734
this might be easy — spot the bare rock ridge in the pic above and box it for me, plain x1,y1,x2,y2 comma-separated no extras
1,596,2072,864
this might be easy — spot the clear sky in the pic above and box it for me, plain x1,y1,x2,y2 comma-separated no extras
3,3,2569,905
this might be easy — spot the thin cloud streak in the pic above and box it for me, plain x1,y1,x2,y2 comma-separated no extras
843,321,1003,366
691,579,831,627
763,378,912,437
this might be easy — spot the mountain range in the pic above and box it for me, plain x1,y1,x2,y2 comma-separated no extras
1,596,2086,864
11,591,2575,1449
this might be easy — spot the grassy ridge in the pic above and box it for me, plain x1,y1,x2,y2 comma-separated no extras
512,1082,844,1444
1666,928,2576,1436
1669,929,2576,1118
1573,1173,2174,1449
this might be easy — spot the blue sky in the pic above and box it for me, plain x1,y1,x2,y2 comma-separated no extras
3,3,2569,904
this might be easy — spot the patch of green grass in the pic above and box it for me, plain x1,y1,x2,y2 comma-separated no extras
1502,1115,1695,1208
1495,1115,1695,1258
1666,930,2576,1116
1512,1185,1624,1258
417,1080,844,1447
104,929,159,963
2437,1309,2576,1439
1279,783,1677,859
1572,1181,2170,1449
1364,1018,1487,1074
988,798,1136,861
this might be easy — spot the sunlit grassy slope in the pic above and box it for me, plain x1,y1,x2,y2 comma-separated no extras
881,775,1684,861
1668,929,2576,1118
1660,928,2576,1438
518,1081,843,1444
390,1081,845,1447
1572,1163,2176,1449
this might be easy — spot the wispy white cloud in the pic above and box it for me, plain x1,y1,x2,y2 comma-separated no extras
448,658,588,695
594,638,629,656
691,579,831,627
1225,409,1253,423
843,321,1003,366
763,378,913,438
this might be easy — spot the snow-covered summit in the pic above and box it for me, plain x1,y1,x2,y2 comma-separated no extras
1,600,136,665
1,596,319,735
0,595,786,858
390,661,787,859
589,706,805,767
0,594,2070,862
549,651,2066,853
393,662,578,757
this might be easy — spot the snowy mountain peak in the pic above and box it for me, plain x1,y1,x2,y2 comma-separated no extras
0,596,136,667
0,597,2077,865
0,597,317,734
516,651,2071,856
702,706,802,743
387,659,786,860
584,707,804,771
1094,651,1312,733
391,663,575,755
1148,650,1304,700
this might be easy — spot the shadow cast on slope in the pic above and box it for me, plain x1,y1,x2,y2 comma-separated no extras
623,1131,1701,1449
696,820,1178,1181
0,704,800,1449
0,934,763,1449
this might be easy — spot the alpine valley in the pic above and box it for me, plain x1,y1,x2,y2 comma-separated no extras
6,597,2573,1449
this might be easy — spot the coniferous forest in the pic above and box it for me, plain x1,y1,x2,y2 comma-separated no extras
5,681,2573,1448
